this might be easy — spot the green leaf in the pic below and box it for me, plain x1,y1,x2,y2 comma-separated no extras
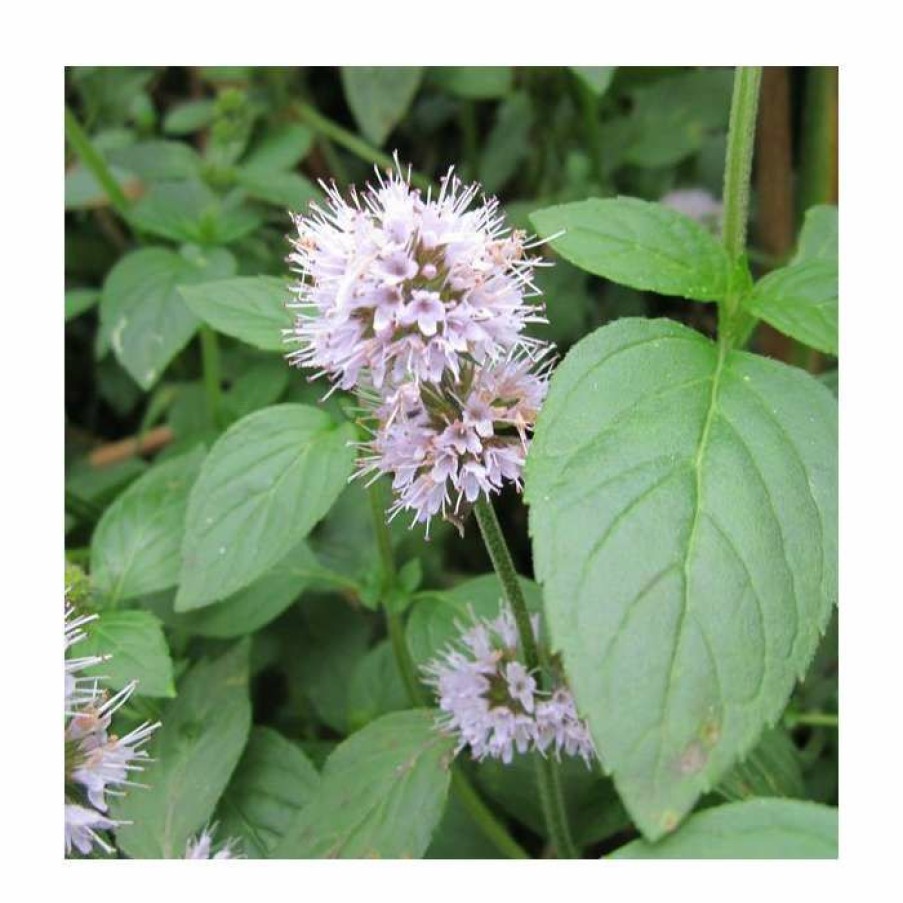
346,641,410,730
715,726,804,801
530,197,731,302
432,67,513,99
65,162,142,210
179,275,291,352
163,99,217,135
128,180,262,246
236,167,320,211
91,447,206,602
792,205,838,265
625,68,734,168
340,67,424,147
746,260,838,355
406,573,543,668
65,288,99,321
100,245,236,389
224,359,289,421
172,541,319,638
243,123,314,171
75,609,175,698
526,318,837,839
610,799,837,859
216,727,320,858
273,710,455,858
107,140,202,181
570,67,617,97
176,404,356,610
112,641,252,858
478,91,534,194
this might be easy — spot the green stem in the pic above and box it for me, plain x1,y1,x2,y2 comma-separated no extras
64,106,132,218
721,67,763,266
719,67,762,345
787,711,838,729
364,482,528,859
473,497,579,859
294,102,433,192
577,83,604,185
198,325,222,425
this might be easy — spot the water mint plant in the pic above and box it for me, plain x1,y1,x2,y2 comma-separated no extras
64,65,838,860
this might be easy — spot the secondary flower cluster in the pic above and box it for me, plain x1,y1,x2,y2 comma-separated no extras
64,597,160,857
185,824,242,859
423,605,595,767
287,159,553,530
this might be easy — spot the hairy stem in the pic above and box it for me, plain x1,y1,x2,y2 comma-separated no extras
364,482,529,858
473,497,579,859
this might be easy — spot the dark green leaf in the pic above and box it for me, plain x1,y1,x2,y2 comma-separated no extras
526,318,837,839
112,641,252,858
65,288,99,321
531,197,731,302
273,710,455,858
478,91,534,194
346,641,410,730
100,245,236,389
432,67,513,99
179,275,291,352
340,67,424,146
216,727,320,858
108,141,202,181
746,260,838,355
715,726,805,801
90,447,206,601
176,404,356,609
76,609,175,698
610,799,837,859
224,359,289,421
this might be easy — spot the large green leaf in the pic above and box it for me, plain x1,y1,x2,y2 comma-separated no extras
340,67,424,147
745,260,838,355
526,318,837,839
75,609,175,698
91,447,206,602
112,641,252,858
273,710,455,858
100,245,235,389
176,404,356,610
530,197,731,302
216,727,320,858
179,276,291,352
610,799,837,859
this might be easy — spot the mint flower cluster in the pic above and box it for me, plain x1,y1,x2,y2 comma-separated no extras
64,599,159,856
424,606,595,767
287,161,553,531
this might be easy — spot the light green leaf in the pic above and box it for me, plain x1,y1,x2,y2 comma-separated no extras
746,260,838,355
100,245,236,389
75,609,175,698
107,140,202,181
346,641,410,730
173,541,319,637
112,641,252,858
163,99,216,136
179,275,291,352
65,162,142,210
610,799,837,859
478,91,534,194
216,727,320,858
91,447,206,602
128,180,261,246
65,288,99,321
176,404,356,610
526,318,837,839
273,710,455,858
530,197,731,302
340,67,424,147
243,123,314,171
792,205,838,265
571,67,617,97
406,573,542,668
432,67,513,99
236,167,320,212
715,726,804,801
